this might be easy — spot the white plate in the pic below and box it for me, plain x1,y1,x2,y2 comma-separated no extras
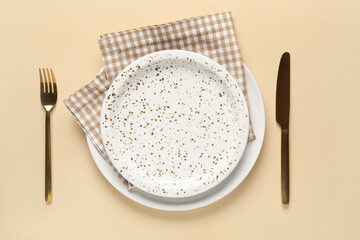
87,64,265,211
101,50,249,198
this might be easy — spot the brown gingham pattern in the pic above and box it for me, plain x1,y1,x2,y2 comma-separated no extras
64,11,255,187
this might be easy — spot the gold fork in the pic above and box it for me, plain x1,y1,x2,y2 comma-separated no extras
39,68,57,203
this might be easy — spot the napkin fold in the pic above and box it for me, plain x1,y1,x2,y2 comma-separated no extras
64,11,255,187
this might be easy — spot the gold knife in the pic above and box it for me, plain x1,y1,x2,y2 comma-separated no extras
276,52,290,205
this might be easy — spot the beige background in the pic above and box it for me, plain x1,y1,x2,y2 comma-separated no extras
1,0,360,239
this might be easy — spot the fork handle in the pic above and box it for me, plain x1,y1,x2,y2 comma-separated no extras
45,111,52,203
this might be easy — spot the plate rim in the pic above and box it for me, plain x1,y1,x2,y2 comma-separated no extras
87,64,265,211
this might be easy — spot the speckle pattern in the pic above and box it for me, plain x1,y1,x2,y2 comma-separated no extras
101,50,249,197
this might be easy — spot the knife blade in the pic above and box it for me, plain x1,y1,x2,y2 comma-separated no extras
276,52,290,205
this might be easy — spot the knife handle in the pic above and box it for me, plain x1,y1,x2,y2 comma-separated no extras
281,128,289,205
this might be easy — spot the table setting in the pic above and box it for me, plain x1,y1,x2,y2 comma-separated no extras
2,0,360,239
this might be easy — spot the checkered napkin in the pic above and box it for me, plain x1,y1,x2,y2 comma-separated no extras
64,11,255,187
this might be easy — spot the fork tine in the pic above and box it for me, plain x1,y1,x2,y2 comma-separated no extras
42,68,48,92
46,68,53,93
39,68,44,93
50,69,57,93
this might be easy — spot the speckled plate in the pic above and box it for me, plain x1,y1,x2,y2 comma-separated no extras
101,50,249,198
91,64,264,210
